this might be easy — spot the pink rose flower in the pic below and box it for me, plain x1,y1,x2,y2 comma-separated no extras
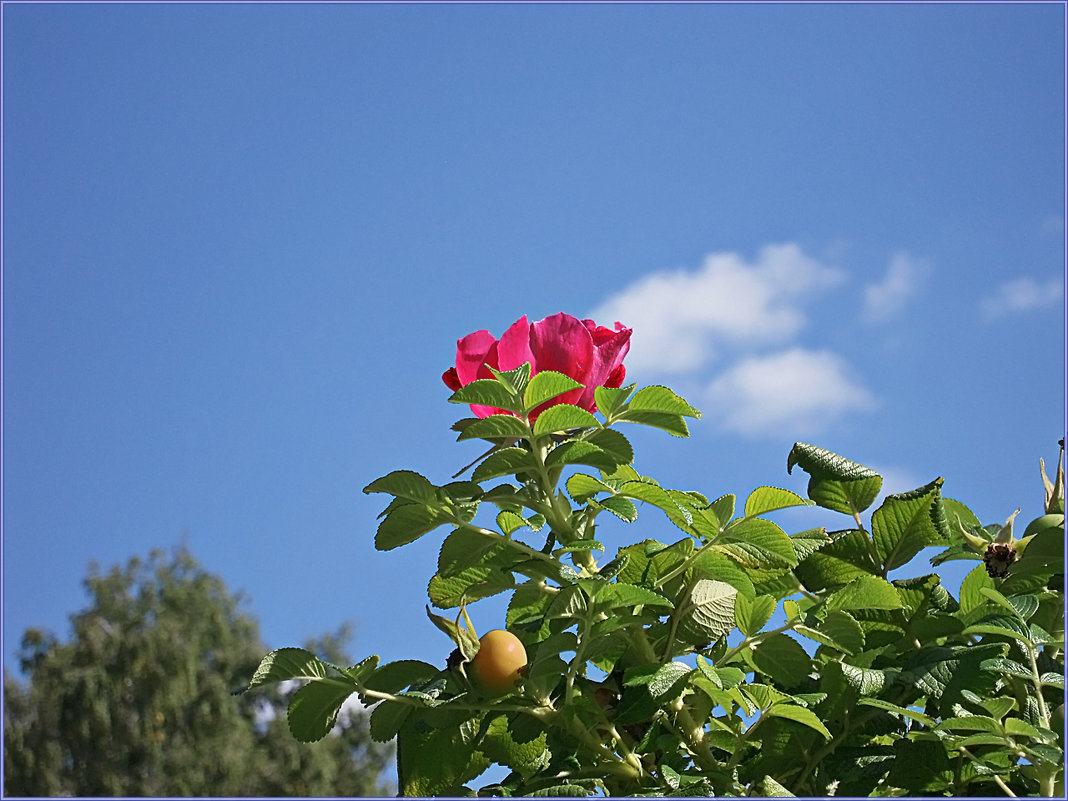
442,312,632,419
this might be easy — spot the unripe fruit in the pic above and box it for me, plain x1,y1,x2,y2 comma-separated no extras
470,629,527,696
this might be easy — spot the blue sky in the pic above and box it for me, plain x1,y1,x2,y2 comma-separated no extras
3,0,1064,704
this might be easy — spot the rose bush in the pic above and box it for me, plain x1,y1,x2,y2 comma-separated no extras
441,312,631,419
244,317,1064,797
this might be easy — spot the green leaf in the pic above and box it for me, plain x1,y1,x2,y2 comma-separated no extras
959,563,997,614
937,715,1002,733
856,697,936,727
489,362,532,395
746,633,812,689
786,442,883,515
584,427,634,465
716,517,798,569
593,383,636,418
532,404,600,435
437,528,502,578
789,527,832,561
619,480,693,530
545,441,616,471
744,486,810,518
481,714,550,779
374,502,455,551
647,661,693,702
369,699,412,743
288,679,358,743
794,529,880,592
963,615,1035,646
449,379,521,412
363,660,440,696
763,703,832,739
566,472,613,501
471,447,537,482
397,715,489,797
871,478,948,572
496,510,529,536
626,385,702,417
680,579,738,643
615,410,692,437
523,370,583,412
827,576,902,611
247,647,331,689
428,551,516,609
457,414,532,442
758,775,796,797
735,594,776,637
835,661,887,696
795,610,865,655
596,495,639,523
363,469,440,503
579,579,673,609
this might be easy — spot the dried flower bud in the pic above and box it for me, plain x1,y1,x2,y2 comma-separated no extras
984,542,1017,578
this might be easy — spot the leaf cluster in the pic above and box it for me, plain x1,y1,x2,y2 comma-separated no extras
246,370,1064,797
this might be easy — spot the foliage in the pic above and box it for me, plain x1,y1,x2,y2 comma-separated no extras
247,367,1064,797
4,547,393,797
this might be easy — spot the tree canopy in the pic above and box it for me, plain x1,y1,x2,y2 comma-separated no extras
4,546,393,796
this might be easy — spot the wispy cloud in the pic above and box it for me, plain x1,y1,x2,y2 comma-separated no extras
705,347,877,437
589,244,844,375
979,277,1064,320
862,252,925,324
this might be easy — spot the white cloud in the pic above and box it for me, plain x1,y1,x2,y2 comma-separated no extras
862,252,925,323
589,243,844,374
705,348,876,437
980,276,1064,319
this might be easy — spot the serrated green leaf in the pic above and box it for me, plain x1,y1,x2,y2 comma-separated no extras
596,495,639,523
481,714,550,779
616,410,692,437
523,370,583,412
794,529,880,592
827,575,902,611
818,609,865,654
247,647,331,689
744,486,810,518
937,715,1003,733
449,378,521,412
735,594,776,637
871,478,948,572
836,661,887,696
363,469,440,502
964,615,1035,646
489,362,532,394
627,385,702,417
428,561,516,609
369,699,411,742
758,775,796,797
716,517,798,569
579,579,673,609
288,679,358,743
856,697,936,726
375,502,455,551
363,660,439,696
566,472,612,501
746,633,811,689
763,703,832,739
585,427,634,465
532,403,600,435
680,579,737,642
619,480,693,529
457,414,532,442
594,383,636,418
545,441,616,471
496,509,528,536
471,447,537,482
397,714,490,797
787,442,883,515
648,661,693,701
959,563,997,614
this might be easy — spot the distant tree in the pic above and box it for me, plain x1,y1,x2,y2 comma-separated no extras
3,547,393,797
